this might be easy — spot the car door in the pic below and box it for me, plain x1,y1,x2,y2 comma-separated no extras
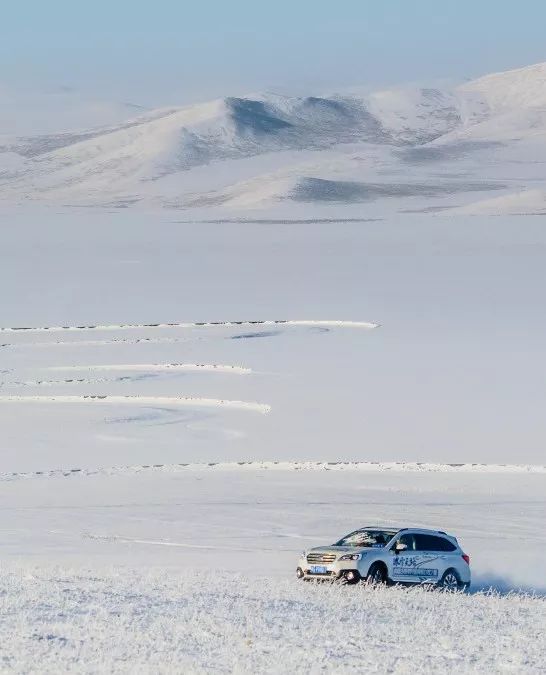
390,533,446,584
409,534,452,582
389,532,423,583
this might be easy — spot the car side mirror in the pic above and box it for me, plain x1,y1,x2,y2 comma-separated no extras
394,542,407,554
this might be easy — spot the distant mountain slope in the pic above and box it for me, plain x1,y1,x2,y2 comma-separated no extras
0,86,150,136
1,62,545,213
458,62,546,114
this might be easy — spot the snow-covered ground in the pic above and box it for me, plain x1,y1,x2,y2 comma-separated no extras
3,567,545,673
2,210,546,466
3,464,545,590
1,206,545,670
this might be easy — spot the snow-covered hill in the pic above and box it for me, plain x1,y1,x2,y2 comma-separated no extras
1,62,546,212
458,62,546,115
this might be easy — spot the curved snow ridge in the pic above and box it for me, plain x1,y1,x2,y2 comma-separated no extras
134,460,546,473
47,363,252,374
0,319,379,334
287,320,378,329
1,460,544,482
0,395,271,414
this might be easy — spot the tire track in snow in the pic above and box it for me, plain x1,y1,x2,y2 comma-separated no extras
82,533,258,552
82,533,301,553
2,376,132,388
2,363,251,387
0,395,271,414
1,336,196,350
0,337,190,350
0,319,379,334
0,320,377,350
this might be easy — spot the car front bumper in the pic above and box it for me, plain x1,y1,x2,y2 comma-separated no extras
298,559,362,580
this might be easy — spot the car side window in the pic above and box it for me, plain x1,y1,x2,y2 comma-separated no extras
415,534,456,551
414,534,433,551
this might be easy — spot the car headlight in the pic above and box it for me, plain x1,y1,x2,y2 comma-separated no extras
339,553,363,561
301,550,307,558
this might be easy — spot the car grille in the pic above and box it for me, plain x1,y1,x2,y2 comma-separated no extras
306,552,337,564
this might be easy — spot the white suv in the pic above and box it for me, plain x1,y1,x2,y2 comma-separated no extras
297,527,470,590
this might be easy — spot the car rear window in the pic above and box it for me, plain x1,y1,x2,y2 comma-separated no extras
414,534,456,552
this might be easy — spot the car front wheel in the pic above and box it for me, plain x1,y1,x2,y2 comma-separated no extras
340,569,361,585
366,563,387,585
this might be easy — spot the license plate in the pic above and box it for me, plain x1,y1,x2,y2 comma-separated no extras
310,565,328,574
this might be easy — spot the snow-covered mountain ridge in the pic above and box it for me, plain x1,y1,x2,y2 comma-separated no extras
1,62,546,213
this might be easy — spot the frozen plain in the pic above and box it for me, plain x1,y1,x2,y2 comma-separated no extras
0,208,545,671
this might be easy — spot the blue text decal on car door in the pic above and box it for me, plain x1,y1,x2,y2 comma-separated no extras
392,556,439,578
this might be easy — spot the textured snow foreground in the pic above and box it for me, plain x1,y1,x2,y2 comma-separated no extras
3,568,545,674
2,467,545,672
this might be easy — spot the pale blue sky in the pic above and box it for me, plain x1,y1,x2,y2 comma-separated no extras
2,0,546,104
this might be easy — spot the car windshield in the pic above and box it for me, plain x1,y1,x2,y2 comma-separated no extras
335,529,398,548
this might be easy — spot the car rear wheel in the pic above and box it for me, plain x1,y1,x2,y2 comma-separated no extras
438,569,463,592
366,563,387,585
